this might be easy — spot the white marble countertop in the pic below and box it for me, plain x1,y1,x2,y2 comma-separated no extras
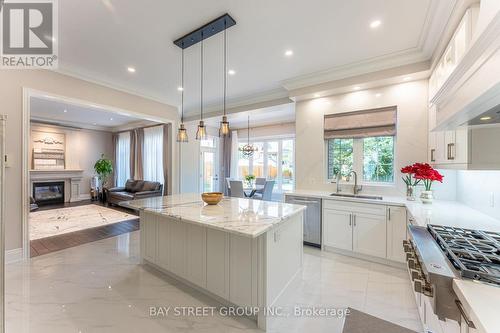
121,193,306,238
453,280,500,333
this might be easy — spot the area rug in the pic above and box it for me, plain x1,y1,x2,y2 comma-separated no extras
342,308,417,333
29,204,137,240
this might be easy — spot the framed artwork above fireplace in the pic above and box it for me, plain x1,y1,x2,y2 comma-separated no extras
31,130,66,170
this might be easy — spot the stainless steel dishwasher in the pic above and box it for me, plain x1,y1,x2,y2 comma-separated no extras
285,195,321,247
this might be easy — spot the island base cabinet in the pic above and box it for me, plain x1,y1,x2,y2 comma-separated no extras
140,210,304,331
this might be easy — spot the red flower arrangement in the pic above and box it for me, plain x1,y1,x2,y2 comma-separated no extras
401,163,444,191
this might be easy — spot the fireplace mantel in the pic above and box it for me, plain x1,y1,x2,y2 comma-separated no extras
30,169,87,202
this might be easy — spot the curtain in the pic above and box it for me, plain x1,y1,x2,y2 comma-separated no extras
116,131,131,187
230,130,239,179
162,124,172,195
143,126,164,186
324,106,397,139
135,128,144,180
129,130,136,180
112,133,118,186
220,134,232,195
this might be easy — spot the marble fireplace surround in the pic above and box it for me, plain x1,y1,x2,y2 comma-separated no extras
30,169,88,202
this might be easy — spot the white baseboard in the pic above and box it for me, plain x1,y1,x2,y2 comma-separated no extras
6,248,23,264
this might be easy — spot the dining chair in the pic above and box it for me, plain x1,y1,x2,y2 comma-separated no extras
229,180,246,198
255,177,266,186
225,178,233,196
253,180,275,201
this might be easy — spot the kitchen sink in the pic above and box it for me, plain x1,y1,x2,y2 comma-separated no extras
329,193,383,200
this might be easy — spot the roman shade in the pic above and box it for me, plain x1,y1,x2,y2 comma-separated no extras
324,106,397,139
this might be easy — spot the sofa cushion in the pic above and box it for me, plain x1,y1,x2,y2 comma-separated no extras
141,181,160,192
124,180,137,192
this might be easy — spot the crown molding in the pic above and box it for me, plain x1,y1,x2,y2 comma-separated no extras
54,66,177,108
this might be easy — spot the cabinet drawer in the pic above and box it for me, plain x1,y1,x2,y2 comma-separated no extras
323,199,386,216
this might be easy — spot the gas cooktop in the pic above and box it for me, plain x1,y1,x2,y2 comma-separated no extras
427,225,500,286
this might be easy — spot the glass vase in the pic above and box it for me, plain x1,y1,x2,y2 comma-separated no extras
406,184,415,201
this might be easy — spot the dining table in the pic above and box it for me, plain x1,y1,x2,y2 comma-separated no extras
243,184,265,198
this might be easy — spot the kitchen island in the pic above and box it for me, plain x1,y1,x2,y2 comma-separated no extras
122,193,305,330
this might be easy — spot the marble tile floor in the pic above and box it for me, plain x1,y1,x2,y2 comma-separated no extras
6,231,423,333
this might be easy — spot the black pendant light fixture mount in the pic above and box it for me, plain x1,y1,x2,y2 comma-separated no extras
219,20,231,137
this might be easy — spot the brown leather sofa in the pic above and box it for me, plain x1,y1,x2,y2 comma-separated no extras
106,179,163,206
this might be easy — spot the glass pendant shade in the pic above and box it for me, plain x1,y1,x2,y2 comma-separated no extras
196,120,207,140
176,123,188,142
219,116,231,137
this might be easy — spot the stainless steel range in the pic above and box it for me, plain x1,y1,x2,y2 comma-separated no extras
405,224,500,325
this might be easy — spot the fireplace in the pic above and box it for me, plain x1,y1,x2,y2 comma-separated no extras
33,181,65,205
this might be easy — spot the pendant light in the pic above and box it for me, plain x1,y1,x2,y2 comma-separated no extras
196,33,207,140
219,20,231,137
176,45,188,142
239,115,257,158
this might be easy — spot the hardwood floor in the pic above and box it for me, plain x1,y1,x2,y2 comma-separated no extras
30,200,139,258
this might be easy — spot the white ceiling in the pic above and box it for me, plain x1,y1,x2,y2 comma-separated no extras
30,96,158,131
57,0,456,115
204,103,295,129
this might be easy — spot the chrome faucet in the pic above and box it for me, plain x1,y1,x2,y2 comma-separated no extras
347,170,362,195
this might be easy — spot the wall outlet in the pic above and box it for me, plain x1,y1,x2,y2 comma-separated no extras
489,192,495,208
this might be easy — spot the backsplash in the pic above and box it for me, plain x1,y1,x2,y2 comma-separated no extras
456,170,500,221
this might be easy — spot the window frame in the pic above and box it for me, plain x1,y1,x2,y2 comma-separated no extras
325,136,396,186
237,136,295,193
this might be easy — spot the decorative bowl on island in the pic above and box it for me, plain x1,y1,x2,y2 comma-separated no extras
201,192,223,205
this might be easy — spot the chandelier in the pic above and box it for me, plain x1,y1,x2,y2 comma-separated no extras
239,116,257,158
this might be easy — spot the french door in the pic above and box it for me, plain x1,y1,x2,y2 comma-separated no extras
199,137,220,193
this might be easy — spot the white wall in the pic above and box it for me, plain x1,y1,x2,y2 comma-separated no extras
236,122,295,140
295,80,428,195
0,70,179,251
30,124,113,196
456,170,500,220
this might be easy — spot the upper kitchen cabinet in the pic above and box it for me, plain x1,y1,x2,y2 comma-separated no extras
428,5,479,102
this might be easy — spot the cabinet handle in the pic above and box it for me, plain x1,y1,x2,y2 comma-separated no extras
430,149,435,162
447,143,455,160
455,300,476,329
353,214,356,227
349,214,352,226
388,208,391,221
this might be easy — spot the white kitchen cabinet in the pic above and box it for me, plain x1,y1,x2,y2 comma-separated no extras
430,127,469,168
352,213,386,258
323,200,387,260
169,220,187,278
323,208,352,251
157,218,171,269
186,223,207,288
386,206,407,263
206,229,230,299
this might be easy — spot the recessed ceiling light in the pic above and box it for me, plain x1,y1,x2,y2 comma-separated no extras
375,93,382,98
93,123,97,125
370,20,382,29
228,69,236,75
284,50,294,57
314,93,321,98
63,109,67,113
110,118,113,121
403,76,412,81
177,86,184,92
127,67,136,73
353,86,361,91
480,116,492,121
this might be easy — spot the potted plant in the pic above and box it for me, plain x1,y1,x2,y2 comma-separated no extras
244,174,256,188
413,163,444,204
94,154,113,193
401,163,421,201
